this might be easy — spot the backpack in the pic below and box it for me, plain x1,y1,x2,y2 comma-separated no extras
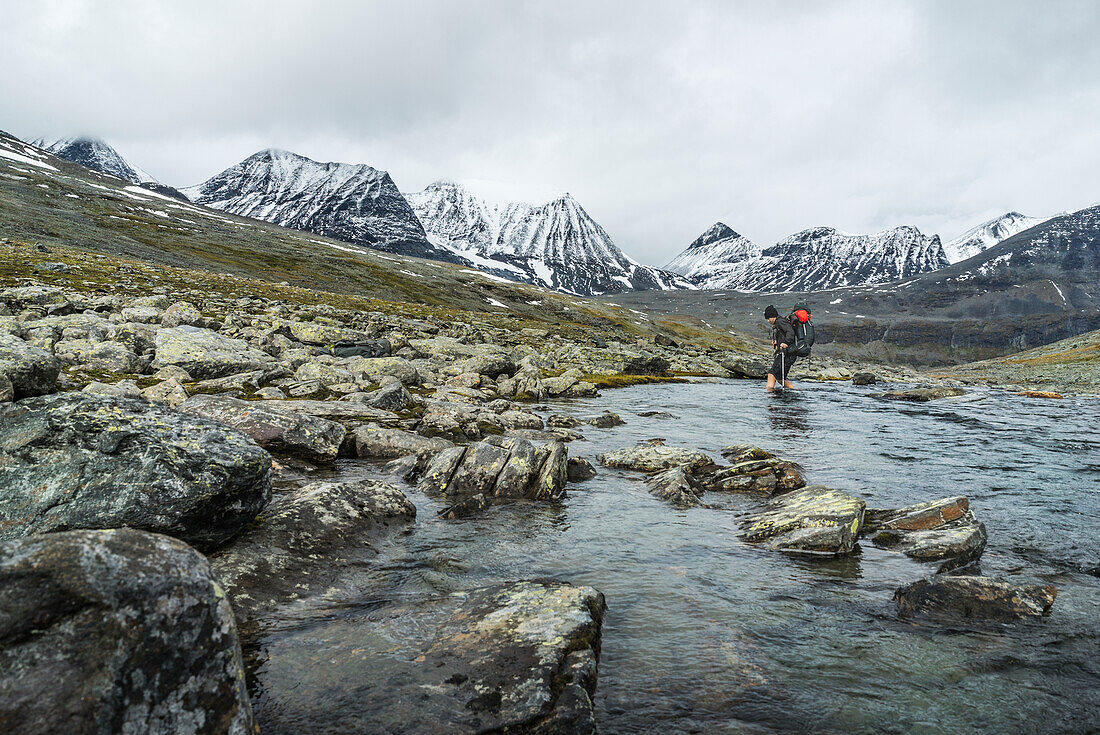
788,308,815,357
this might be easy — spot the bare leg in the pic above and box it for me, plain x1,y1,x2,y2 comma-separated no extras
765,373,776,392
783,379,795,389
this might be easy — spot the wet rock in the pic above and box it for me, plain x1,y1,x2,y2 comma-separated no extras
875,386,967,402
355,426,453,460
621,354,670,374
548,413,583,429
645,466,703,507
720,355,769,379
720,444,775,463
0,529,255,735
852,372,877,386
567,456,597,482
142,376,190,407
587,410,625,428
252,580,604,735
694,456,805,496
636,410,676,419
531,440,568,500
211,479,415,624
0,373,11,402
598,444,712,472
420,438,568,501
864,496,971,532
740,485,865,555
894,576,1057,622
438,492,491,519
866,497,987,570
1017,390,1063,399
179,393,346,463
153,325,273,380
0,332,60,398
0,393,271,551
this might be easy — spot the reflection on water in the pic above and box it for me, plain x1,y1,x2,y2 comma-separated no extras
254,380,1100,734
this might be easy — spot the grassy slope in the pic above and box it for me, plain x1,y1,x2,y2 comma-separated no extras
932,328,1100,392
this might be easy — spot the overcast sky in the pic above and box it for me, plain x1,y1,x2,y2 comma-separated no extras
3,0,1098,264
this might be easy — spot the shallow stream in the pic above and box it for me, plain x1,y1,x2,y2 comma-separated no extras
254,380,1100,734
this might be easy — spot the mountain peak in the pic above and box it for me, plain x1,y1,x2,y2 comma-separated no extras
944,211,1048,263
32,136,155,184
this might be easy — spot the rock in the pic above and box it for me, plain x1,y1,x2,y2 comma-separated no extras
251,580,604,735
54,339,143,373
567,456,597,482
82,379,142,398
0,372,11,402
0,529,255,735
447,442,513,496
621,354,669,374
530,440,568,500
211,479,415,624
161,300,204,328
740,485,865,555
367,381,415,411
251,399,400,429
287,321,371,346
645,466,703,507
153,325,273,380
864,496,972,532
1017,390,1064,399
894,576,1057,622
587,410,625,428
720,445,775,463
694,457,805,496
142,376,190,408
636,410,675,418
179,393,346,463
548,413,582,429
355,426,453,460
852,372,877,386
332,338,391,358
346,355,421,384
0,332,60,398
153,363,193,382
113,322,158,355
721,355,769,379
0,393,271,551
598,444,712,472
875,386,967,402
294,359,356,386
865,497,987,570
438,492,491,519
419,438,568,501
256,386,287,399
499,409,544,430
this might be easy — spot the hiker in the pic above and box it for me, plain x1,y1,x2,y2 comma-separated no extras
764,305,796,392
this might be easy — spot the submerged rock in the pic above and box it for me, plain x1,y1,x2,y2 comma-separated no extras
211,479,415,624
740,485,865,555
0,393,271,551
598,444,712,472
252,580,604,735
0,529,255,735
180,393,346,463
875,386,967,402
645,465,703,507
438,492,491,519
894,576,1057,622
586,410,625,428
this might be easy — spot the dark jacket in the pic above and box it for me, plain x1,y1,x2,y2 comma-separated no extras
772,316,796,350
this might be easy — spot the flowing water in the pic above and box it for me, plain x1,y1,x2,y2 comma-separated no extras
254,380,1100,734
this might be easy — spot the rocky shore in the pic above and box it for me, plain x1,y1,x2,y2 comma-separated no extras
0,254,1070,733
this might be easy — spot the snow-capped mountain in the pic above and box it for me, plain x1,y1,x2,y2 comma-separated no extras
943,211,1047,263
407,180,690,295
663,222,763,288
183,149,438,258
33,136,154,184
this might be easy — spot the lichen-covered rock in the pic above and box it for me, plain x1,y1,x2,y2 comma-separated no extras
720,445,774,463
693,456,805,496
356,425,453,460
250,398,400,429
740,485,865,555
418,438,568,502
0,372,12,402
894,576,1057,622
346,355,421,384
438,492,491,519
0,393,271,551
864,496,972,532
211,479,415,624
82,379,143,398
161,300,204,328
179,393,346,463
153,325,273,380
0,529,256,735
865,497,987,570
587,410,625,428
142,376,190,407
54,339,143,373
720,355,769,379
875,386,967,402
251,580,604,734
0,332,60,398
286,320,372,346
366,381,415,411
598,444,712,472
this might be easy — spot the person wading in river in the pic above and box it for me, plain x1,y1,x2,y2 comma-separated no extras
764,305,796,392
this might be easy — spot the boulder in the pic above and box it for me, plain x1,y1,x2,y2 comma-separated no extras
852,372,877,386
0,332,60,398
645,466,703,507
721,355,769,379
161,300,205,328
345,355,421,384
0,393,271,551
875,386,967,402
894,576,1057,622
548,414,583,429
587,410,625,428
153,325,273,380
54,339,143,373
419,438,568,502
287,321,372,346
251,580,604,735
740,485,865,555
864,496,972,532
211,479,415,624
438,492,491,519
1017,390,1063,399
693,457,805,496
251,399,400,429
620,354,669,374
355,426,453,460
865,497,987,570
366,381,415,411
0,372,12,402
598,444,712,472
142,376,190,408
113,322,158,355
0,529,255,735
179,393,346,463
82,379,142,399
567,456,597,482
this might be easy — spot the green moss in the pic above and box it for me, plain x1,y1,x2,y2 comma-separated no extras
580,373,690,389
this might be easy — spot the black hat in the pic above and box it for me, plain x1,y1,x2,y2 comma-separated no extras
764,305,779,319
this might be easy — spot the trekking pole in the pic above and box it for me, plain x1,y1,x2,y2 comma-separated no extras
780,350,785,388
